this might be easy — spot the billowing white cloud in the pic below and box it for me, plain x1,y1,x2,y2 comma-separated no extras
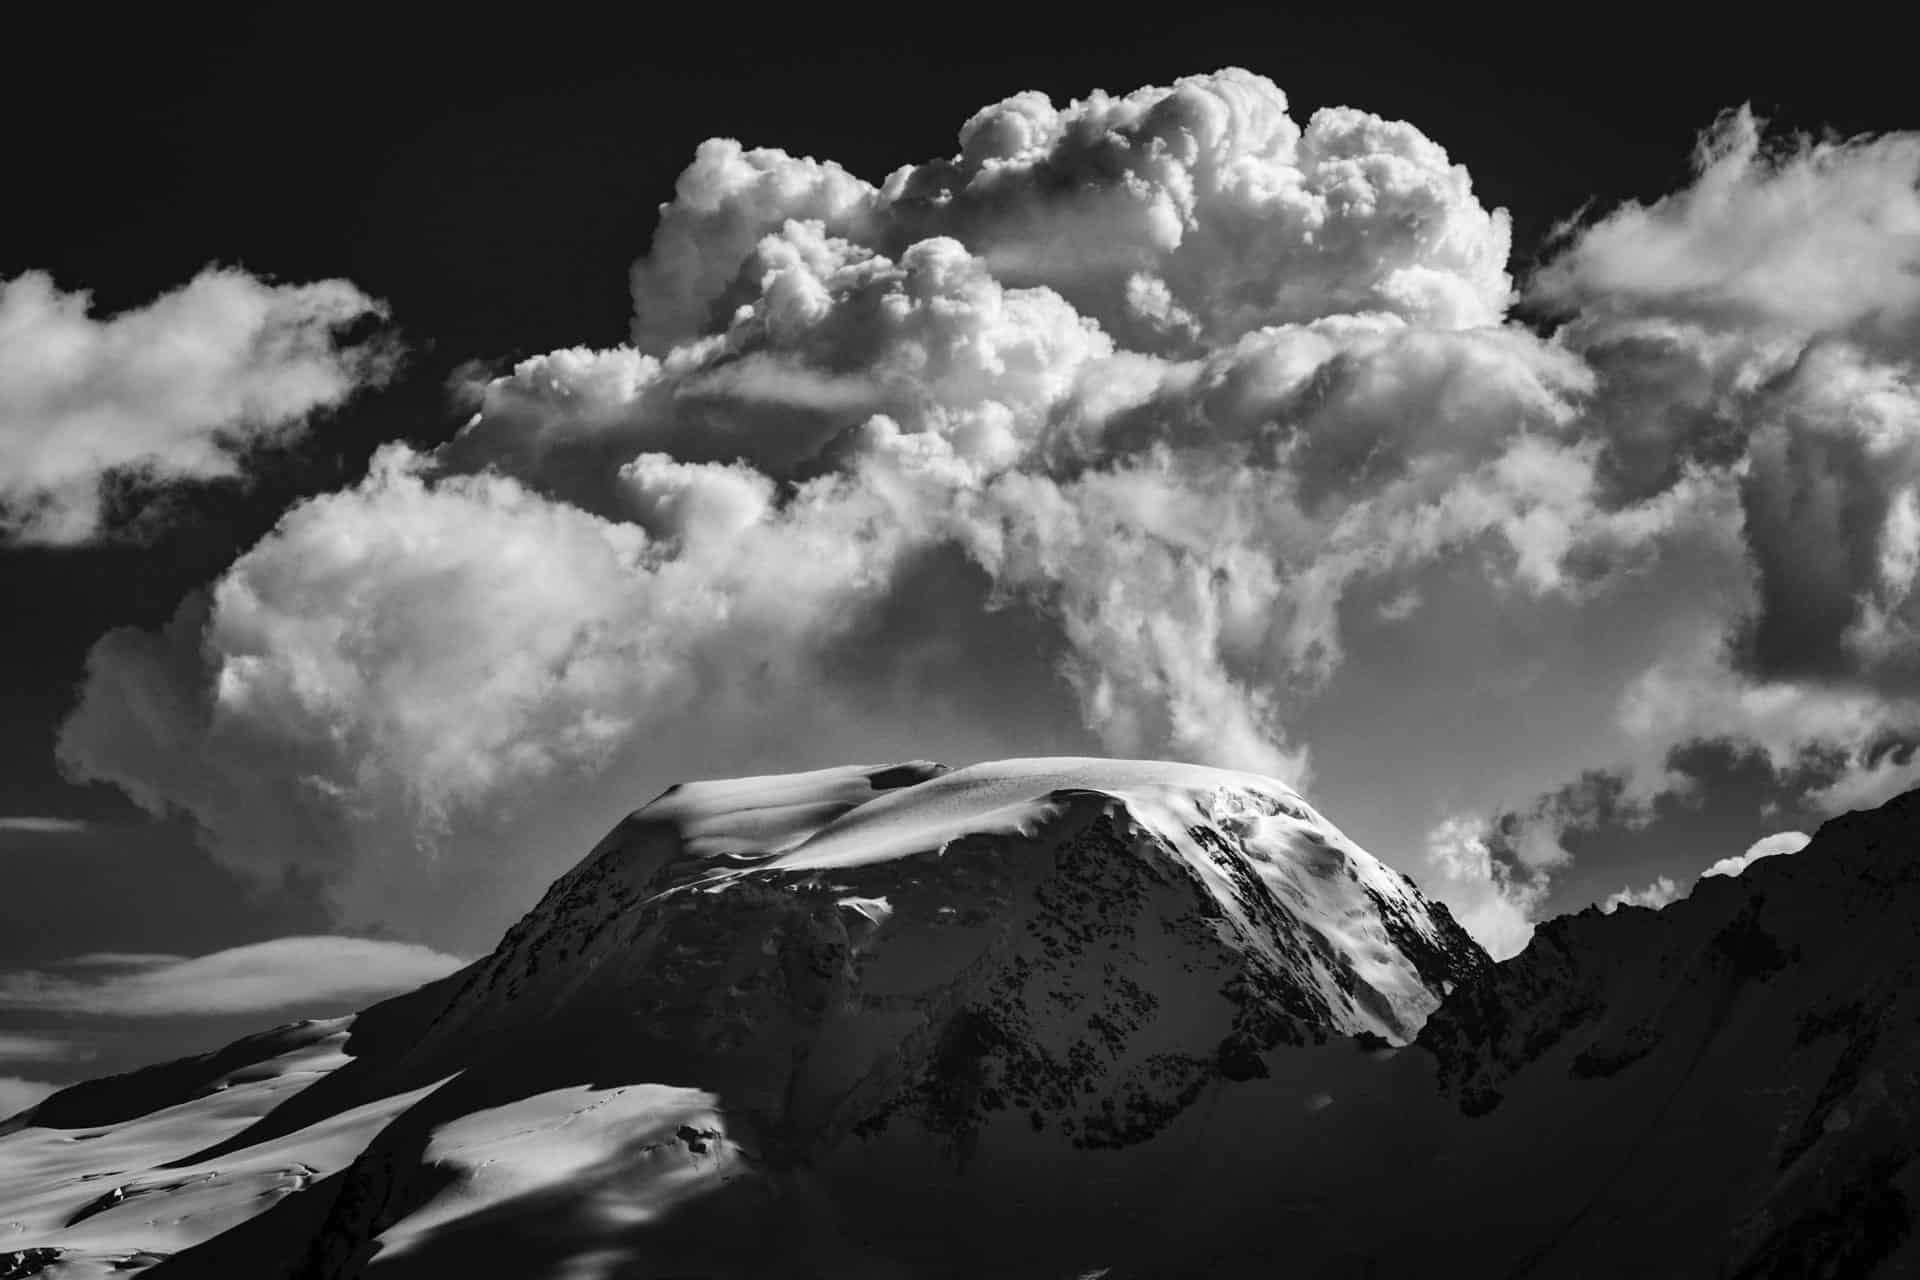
1601,875,1681,913
1733,343,1920,691
53,71,1920,944
0,937,465,1018
1535,107,1920,342
455,226,1118,513
1415,771,1649,952
634,69,1512,358
0,267,389,545
1516,107,1920,825
1419,815,1545,960
1702,829,1810,880
1615,619,1920,815
1806,751,1920,815
60,150,1584,944
56,442,943,930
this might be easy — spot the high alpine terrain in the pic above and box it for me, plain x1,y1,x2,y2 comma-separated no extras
2,759,1916,1277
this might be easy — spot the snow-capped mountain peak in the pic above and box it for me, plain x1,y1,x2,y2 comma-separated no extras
411,758,1486,1084
0,757,1529,1278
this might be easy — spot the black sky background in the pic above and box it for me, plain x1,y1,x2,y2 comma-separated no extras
0,6,1909,1077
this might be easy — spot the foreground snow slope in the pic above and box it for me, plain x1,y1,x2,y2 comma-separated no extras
0,1021,440,1279
5,758,1919,1276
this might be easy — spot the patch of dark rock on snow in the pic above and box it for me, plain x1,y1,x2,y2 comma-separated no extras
0,1250,62,1280
864,761,950,791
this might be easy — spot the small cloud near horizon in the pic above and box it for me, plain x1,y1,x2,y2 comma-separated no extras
0,1032,75,1064
1703,830,1812,881
0,936,467,1018
1601,875,1683,914
59,952,190,969
0,817,91,835
0,1076,57,1119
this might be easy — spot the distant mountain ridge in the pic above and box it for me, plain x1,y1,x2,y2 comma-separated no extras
2,759,1916,1277
1412,789,1920,1277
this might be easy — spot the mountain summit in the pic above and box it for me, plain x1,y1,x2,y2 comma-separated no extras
0,758,1488,1277
3,759,1917,1277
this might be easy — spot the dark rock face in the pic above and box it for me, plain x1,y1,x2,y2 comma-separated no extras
0,1248,62,1280
1410,789,1920,1278
841,810,1395,1163
1418,911,1618,1115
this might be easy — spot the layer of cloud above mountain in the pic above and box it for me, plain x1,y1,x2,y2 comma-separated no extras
50,71,1920,956
0,817,89,836
0,1033,72,1065
0,267,390,545
0,937,465,1018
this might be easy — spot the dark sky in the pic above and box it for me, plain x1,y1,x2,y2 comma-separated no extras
8,7,1906,813
1,7,1908,1083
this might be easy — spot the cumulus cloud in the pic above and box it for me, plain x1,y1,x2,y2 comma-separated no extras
1534,109,1920,718
57,442,943,929
1414,771,1646,952
1732,343,1920,691
1601,876,1681,913
1419,816,1545,960
1613,587,1920,818
633,69,1512,357
1503,770,1643,871
1702,829,1810,880
1479,106,1920,836
53,70,1920,945
1535,107,1920,341
0,267,390,545
0,937,465,1018
1805,746,1920,814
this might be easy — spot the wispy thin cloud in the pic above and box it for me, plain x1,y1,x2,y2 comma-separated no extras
0,816,90,835
0,936,467,1018
60,952,188,969
0,1032,73,1064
